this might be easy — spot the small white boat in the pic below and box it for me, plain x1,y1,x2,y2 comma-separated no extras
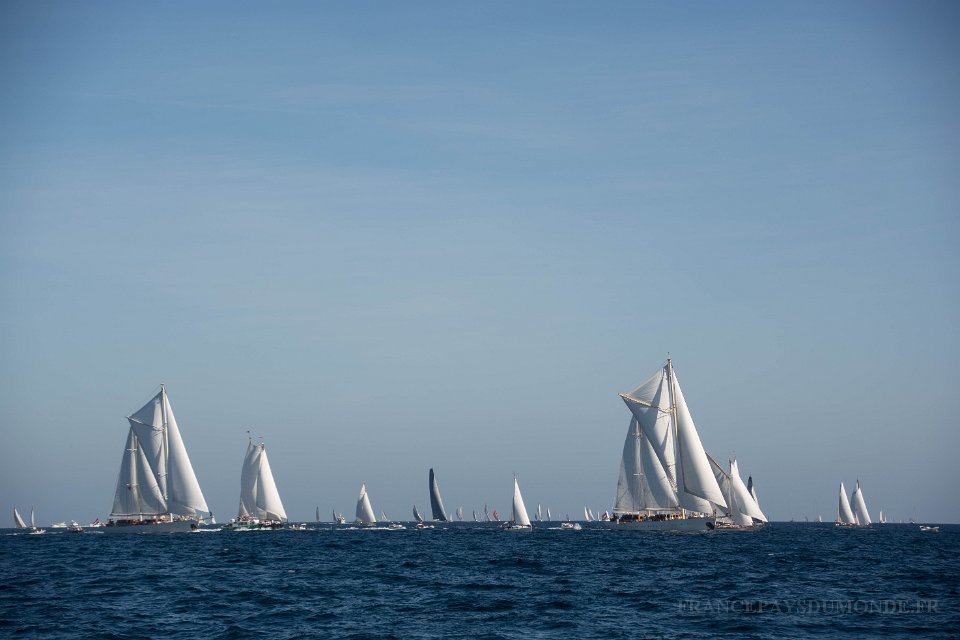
50,522,68,529
559,522,581,530
67,520,84,533
919,525,939,532
28,508,46,535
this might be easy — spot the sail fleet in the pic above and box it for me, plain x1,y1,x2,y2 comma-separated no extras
12,360,904,533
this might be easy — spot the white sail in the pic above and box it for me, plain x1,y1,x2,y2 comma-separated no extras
413,505,424,523
472,510,478,522
851,480,871,525
584,507,591,521
536,504,542,522
729,459,766,522
672,375,727,508
709,457,752,526
512,478,531,527
838,482,855,524
13,508,26,529
546,507,551,521
620,368,677,485
112,428,167,516
316,507,320,522
30,508,35,530
428,468,448,521
355,484,377,525
457,506,463,521
238,438,287,522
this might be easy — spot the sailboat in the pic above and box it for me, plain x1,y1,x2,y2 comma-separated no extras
27,508,45,535
332,509,346,525
428,468,449,522
546,507,551,522
836,482,859,527
13,508,27,530
879,510,886,524
355,484,377,525
472,509,479,522
706,457,767,529
536,504,542,522
584,507,593,522
851,480,871,526
316,507,320,523
502,477,532,531
412,504,424,523
456,506,463,521
223,436,287,531
608,359,725,531
106,385,211,533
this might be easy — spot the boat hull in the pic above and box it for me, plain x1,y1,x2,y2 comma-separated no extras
103,519,197,534
601,517,714,532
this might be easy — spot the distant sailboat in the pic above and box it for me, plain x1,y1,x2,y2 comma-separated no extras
584,507,593,522
484,503,490,522
355,484,377,525
707,457,766,529
28,508,45,535
428,468,449,522
106,385,211,533
472,509,479,522
502,477,532,531
224,436,287,531
13,508,26,529
836,482,858,526
316,507,320,523
879,510,886,524
412,505,424,523
456,506,463,521
536,504,542,522
609,360,725,531
546,507,551,522
332,509,345,524
851,480,871,526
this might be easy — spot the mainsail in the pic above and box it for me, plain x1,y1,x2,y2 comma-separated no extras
837,482,856,524
13,508,26,529
237,437,287,522
618,360,727,515
413,505,424,523
355,484,377,525
111,386,209,519
428,468,448,521
512,478,531,527
851,480,871,525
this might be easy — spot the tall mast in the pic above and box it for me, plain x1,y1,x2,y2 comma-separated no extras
160,383,170,504
667,357,685,517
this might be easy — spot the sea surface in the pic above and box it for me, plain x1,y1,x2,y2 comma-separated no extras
1,522,957,639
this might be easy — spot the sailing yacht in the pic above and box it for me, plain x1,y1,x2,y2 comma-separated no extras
836,482,859,527
501,477,533,531
223,436,287,531
355,484,377,526
13,508,26,530
428,468,449,522
607,359,725,531
706,457,767,529
106,386,211,533
850,480,871,526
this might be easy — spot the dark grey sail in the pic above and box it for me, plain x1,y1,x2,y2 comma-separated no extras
428,468,448,521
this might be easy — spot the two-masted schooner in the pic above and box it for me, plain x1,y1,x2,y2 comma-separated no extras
107,385,212,533
608,359,764,531
836,480,871,527
222,436,288,531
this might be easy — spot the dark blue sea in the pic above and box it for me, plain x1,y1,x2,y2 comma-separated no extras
2,522,957,639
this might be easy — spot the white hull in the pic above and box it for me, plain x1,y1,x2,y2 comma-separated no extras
103,519,197,534
602,516,714,532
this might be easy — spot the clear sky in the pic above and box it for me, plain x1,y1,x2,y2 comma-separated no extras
1,1,958,525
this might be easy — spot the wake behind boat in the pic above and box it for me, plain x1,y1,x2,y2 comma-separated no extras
105,386,211,534
223,435,288,531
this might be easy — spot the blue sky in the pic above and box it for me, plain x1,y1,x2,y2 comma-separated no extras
1,1,958,524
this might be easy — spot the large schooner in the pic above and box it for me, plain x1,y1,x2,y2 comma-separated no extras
107,385,212,533
608,359,728,531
